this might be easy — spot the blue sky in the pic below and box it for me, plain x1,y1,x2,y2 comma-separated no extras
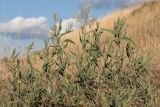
0,0,145,58
0,0,79,23
0,0,109,24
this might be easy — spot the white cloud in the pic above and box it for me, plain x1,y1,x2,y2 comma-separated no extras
0,16,49,39
79,0,149,9
61,18,81,33
101,0,148,8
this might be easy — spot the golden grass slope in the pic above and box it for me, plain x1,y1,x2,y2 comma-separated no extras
63,0,160,69
126,1,160,69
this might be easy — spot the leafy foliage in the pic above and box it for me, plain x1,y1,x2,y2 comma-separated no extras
0,17,159,107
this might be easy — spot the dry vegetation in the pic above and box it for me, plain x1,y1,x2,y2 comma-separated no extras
0,0,160,106
63,0,160,69
61,1,160,88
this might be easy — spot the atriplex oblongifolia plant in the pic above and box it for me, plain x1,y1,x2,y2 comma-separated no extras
0,16,159,107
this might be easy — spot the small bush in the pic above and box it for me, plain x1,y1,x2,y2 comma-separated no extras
0,17,159,107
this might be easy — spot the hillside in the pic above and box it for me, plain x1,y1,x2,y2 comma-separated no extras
63,0,160,69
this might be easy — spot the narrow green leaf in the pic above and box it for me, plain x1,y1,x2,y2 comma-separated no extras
122,36,136,45
27,42,34,52
103,28,117,35
64,39,76,45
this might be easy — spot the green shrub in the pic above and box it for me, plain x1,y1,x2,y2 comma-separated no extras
0,17,158,107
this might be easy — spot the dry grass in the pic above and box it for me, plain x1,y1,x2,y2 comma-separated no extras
127,1,160,68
